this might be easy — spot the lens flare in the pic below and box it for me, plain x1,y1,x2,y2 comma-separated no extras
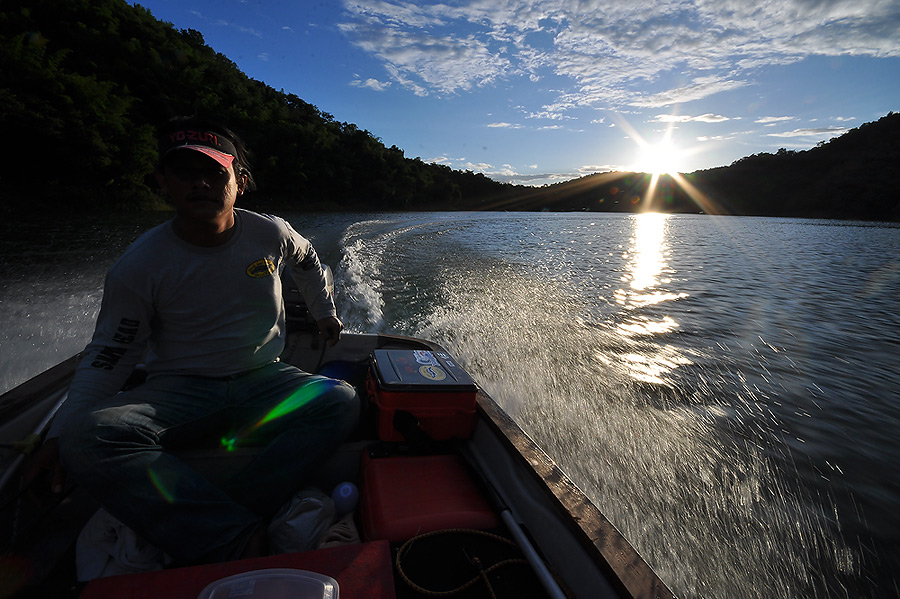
258,378,338,426
219,378,339,451
147,468,176,504
608,112,725,215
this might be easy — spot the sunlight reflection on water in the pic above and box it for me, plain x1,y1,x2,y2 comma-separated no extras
625,212,669,292
613,214,690,384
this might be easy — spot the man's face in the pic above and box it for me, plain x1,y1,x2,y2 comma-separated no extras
156,150,241,224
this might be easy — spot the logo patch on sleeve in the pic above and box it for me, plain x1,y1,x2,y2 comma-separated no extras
246,258,276,278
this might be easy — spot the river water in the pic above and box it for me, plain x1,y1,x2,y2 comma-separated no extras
1,210,898,598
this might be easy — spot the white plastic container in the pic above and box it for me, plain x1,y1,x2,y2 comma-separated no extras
197,568,338,599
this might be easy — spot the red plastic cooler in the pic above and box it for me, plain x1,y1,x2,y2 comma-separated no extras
367,349,478,442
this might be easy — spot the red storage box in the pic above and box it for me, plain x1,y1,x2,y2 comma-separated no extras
80,541,395,599
367,349,478,442
360,452,499,542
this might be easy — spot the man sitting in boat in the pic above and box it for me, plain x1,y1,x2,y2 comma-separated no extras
25,116,360,565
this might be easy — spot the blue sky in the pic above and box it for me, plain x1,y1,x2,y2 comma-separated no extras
134,0,900,186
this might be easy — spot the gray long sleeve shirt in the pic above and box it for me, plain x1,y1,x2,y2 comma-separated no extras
49,209,335,438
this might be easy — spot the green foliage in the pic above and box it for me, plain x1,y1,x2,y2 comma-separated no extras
693,113,900,221
0,0,512,211
1,0,896,219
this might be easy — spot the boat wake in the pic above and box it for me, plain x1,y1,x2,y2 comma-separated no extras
331,218,857,599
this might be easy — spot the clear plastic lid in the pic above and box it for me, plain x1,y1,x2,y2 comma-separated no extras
197,568,338,599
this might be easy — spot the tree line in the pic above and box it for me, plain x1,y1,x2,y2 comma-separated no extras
690,113,900,221
1,0,897,220
0,0,515,212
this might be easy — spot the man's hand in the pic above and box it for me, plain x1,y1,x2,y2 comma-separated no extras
23,437,66,495
317,316,344,347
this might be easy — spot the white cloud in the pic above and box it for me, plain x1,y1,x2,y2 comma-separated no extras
631,77,750,108
654,113,731,123
338,11,512,95
756,116,796,124
339,0,900,112
767,126,849,138
526,109,573,121
487,122,522,128
424,153,578,186
578,164,620,174
235,24,263,38
493,171,584,186
350,77,392,91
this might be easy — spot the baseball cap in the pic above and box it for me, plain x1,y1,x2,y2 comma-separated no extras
158,128,236,169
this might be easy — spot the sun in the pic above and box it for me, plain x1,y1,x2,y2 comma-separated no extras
634,139,683,175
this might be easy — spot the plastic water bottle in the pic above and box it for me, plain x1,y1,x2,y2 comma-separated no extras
332,482,359,515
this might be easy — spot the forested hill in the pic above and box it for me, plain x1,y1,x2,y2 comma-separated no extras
0,0,514,211
684,112,900,221
484,112,900,222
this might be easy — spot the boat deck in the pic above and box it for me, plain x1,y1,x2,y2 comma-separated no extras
1,330,674,599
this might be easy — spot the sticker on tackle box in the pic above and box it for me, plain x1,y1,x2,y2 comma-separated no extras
371,349,477,391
